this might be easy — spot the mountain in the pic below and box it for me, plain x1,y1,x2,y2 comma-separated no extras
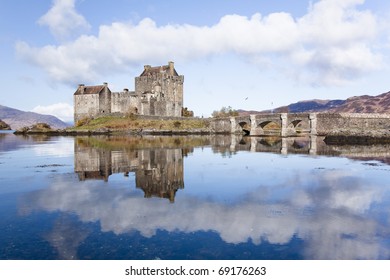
0,105,68,130
238,91,390,115
326,91,390,113
279,99,346,113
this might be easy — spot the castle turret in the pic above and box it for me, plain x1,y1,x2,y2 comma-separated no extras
168,61,174,76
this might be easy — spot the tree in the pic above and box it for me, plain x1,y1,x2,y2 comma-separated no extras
211,106,239,118
182,107,194,117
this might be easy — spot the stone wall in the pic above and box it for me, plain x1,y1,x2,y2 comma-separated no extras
209,118,232,133
98,86,111,115
74,94,100,123
111,91,139,114
316,113,390,136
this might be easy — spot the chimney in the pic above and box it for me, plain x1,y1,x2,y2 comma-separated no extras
103,82,108,94
78,84,85,94
168,61,174,76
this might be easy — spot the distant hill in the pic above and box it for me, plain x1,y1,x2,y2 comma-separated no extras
326,91,390,113
238,91,390,115
0,105,68,130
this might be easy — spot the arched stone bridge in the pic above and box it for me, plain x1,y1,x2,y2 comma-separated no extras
211,112,390,136
229,113,317,136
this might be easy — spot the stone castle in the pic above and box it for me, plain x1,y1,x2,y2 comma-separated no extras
74,61,184,123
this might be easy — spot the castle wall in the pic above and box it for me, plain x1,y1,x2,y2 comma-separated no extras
154,101,167,116
140,101,150,116
111,91,139,114
162,76,184,103
99,86,111,114
139,100,182,117
74,94,100,123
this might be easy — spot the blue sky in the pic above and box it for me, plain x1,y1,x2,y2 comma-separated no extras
1,0,390,122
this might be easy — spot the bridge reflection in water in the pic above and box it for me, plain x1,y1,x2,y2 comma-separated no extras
74,135,390,203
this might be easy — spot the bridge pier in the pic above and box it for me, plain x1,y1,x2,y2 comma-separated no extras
310,135,317,155
309,113,317,135
230,117,237,134
250,137,257,152
281,138,288,155
230,133,237,152
250,114,257,136
281,113,288,137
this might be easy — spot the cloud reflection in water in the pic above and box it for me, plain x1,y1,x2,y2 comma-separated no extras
21,167,390,260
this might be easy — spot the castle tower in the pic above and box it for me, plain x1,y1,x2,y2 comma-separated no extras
135,61,184,117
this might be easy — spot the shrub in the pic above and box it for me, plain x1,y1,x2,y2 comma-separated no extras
76,117,91,127
173,121,181,128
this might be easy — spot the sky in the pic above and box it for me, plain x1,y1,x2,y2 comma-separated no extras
1,0,390,122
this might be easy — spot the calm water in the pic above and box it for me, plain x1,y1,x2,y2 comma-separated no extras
1,131,390,260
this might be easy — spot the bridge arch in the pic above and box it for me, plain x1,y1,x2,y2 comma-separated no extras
238,121,251,135
257,120,282,135
226,113,317,136
287,119,310,134
289,120,303,128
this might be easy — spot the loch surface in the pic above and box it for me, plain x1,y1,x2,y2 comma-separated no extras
1,132,390,260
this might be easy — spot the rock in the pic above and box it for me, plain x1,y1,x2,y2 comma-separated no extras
0,119,11,130
14,123,54,134
32,123,52,130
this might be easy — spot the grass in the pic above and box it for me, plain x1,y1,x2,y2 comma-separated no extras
72,115,211,132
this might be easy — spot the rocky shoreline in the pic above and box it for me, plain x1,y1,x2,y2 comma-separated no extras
14,127,390,144
12,121,390,145
323,130,390,145
13,126,217,136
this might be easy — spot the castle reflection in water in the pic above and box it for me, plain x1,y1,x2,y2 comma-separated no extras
74,135,390,203
74,137,186,203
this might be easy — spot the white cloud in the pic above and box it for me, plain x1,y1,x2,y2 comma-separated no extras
38,0,90,40
18,0,383,86
32,102,73,122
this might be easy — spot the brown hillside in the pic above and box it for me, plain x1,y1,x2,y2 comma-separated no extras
328,91,390,113
238,91,390,115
